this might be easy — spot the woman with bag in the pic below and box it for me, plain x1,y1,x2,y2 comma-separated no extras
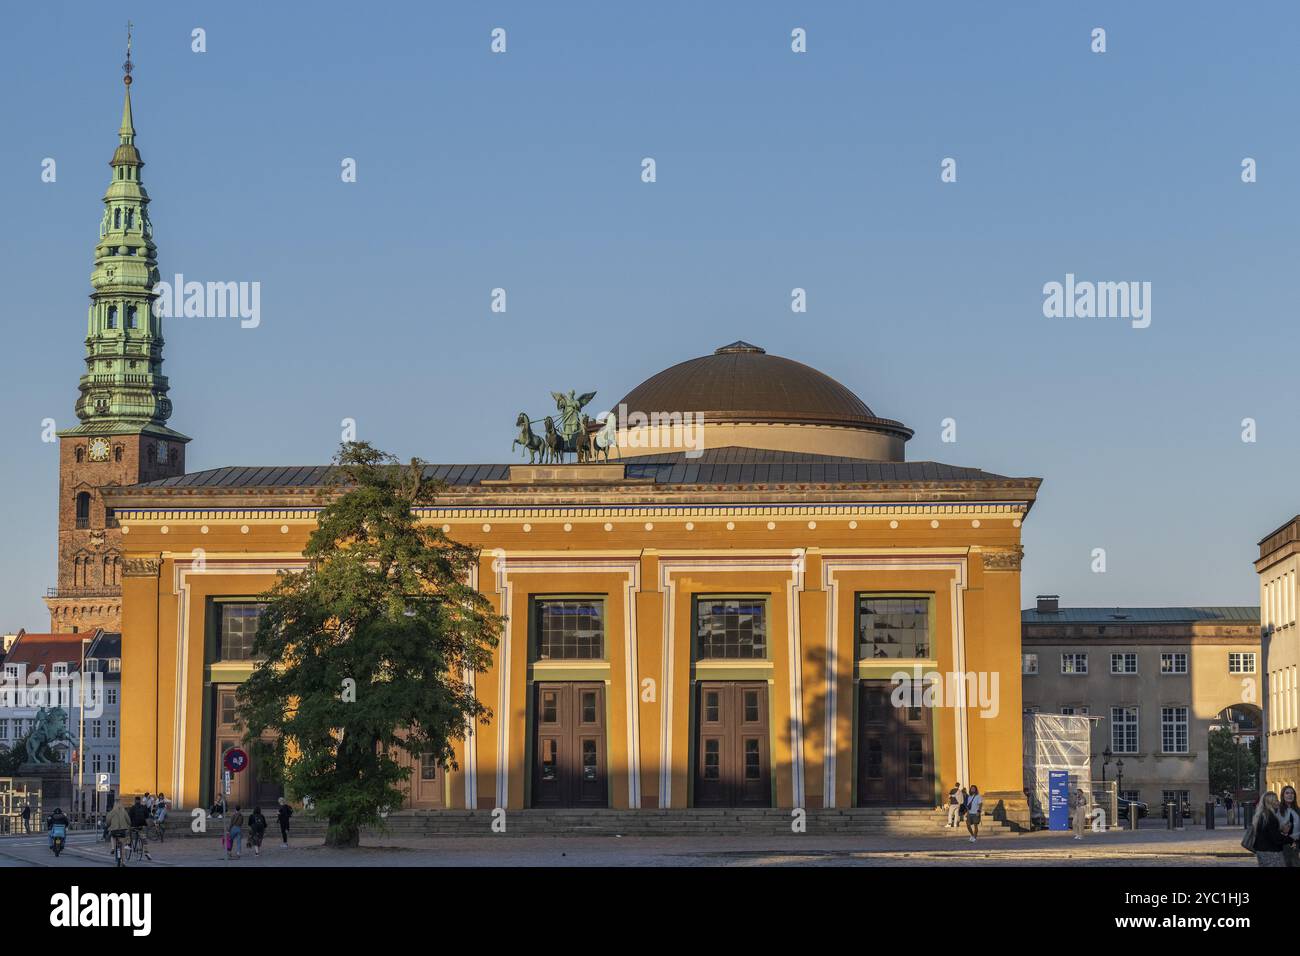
964,785,984,843
1071,787,1090,840
1243,791,1287,867
1279,786,1300,867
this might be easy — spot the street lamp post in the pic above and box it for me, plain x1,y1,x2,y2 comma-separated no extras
79,637,89,822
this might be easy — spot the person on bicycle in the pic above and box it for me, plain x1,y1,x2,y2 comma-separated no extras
127,795,153,861
46,807,69,850
105,802,131,858
153,793,169,836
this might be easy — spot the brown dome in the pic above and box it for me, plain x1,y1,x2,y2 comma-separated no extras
618,342,912,438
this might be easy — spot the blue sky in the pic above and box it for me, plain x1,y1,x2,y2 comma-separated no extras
4,1,1297,628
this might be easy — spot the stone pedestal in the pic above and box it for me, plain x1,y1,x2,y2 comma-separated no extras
18,763,75,819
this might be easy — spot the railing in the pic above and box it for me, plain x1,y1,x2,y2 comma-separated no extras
45,588,121,598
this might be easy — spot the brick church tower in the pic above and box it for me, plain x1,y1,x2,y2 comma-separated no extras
45,37,189,632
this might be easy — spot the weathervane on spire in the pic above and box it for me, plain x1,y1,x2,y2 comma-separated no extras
123,21,134,85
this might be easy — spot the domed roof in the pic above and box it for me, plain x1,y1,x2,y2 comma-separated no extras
618,342,912,437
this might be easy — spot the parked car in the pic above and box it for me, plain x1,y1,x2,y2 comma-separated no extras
1117,797,1148,820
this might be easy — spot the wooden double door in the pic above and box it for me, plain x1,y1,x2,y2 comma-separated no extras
212,686,282,809
856,680,934,805
531,682,607,807
694,681,771,807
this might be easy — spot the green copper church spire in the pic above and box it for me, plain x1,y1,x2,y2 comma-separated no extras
63,26,188,442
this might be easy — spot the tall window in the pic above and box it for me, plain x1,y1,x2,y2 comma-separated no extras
1228,652,1257,674
696,598,767,659
75,492,91,529
1111,706,1139,753
1110,653,1138,675
1161,706,1189,754
218,603,266,661
534,599,604,660
1160,653,1187,674
1061,653,1088,675
127,305,138,329
856,596,929,659
1022,654,1039,675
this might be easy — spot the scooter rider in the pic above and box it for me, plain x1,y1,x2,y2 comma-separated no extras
47,807,69,850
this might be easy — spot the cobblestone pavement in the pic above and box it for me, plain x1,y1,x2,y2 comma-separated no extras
0,826,1256,867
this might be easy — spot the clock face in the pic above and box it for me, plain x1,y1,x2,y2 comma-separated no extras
156,440,169,462
88,438,111,462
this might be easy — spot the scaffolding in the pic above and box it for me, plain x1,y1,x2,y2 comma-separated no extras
1023,713,1115,828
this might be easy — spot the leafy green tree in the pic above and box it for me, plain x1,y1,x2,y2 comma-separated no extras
237,442,501,847
1208,726,1259,795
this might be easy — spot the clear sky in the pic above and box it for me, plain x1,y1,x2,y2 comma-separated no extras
4,1,1296,629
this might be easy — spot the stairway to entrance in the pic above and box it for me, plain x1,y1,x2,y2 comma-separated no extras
278,807,1020,838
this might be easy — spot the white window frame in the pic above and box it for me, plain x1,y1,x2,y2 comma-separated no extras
1161,706,1189,754
1111,706,1139,754
1229,652,1257,675
1160,652,1187,674
1061,653,1088,675
1022,653,1039,675
1110,652,1138,675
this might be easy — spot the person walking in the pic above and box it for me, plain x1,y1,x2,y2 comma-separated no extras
20,801,31,834
277,796,293,847
1244,791,1287,867
227,805,244,859
1071,786,1090,840
945,783,963,828
965,785,984,842
248,806,268,857
1279,785,1300,867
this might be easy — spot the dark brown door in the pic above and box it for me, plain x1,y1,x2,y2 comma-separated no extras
212,687,282,809
694,681,771,807
856,680,934,806
532,682,607,808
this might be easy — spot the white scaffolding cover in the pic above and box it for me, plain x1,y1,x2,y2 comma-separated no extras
1023,713,1093,823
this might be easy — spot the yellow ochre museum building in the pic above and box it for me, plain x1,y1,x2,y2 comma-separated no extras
55,61,1043,826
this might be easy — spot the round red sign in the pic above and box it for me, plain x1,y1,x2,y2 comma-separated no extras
223,748,249,774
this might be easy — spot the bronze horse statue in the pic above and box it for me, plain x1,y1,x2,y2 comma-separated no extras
513,412,547,464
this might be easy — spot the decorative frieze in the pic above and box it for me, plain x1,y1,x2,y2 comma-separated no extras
123,556,163,577
982,546,1024,571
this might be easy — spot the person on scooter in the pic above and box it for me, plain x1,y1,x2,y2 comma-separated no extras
47,807,69,851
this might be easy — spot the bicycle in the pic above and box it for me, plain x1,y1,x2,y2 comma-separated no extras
128,827,146,862
147,817,165,843
110,829,128,867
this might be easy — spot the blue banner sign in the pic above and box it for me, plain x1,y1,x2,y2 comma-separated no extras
1049,770,1070,831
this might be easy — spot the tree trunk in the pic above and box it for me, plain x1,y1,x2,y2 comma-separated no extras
325,820,360,847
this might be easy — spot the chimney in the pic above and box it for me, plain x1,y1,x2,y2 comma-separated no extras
1036,595,1060,614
